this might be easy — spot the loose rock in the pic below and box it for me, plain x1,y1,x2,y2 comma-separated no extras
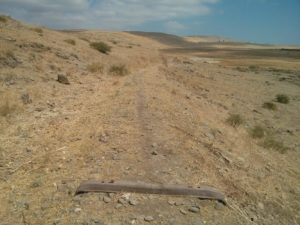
74,208,82,213
103,196,111,203
57,74,70,85
215,201,224,210
188,206,200,213
129,199,138,206
118,198,127,205
180,209,187,215
168,200,176,205
144,216,154,222
258,202,264,210
115,204,123,209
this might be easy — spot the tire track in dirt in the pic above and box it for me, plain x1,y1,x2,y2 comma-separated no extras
133,66,162,182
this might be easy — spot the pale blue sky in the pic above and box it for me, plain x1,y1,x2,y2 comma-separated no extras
0,0,299,44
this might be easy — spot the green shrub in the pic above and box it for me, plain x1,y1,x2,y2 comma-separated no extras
109,64,128,76
276,94,289,104
262,102,277,110
90,42,111,54
64,39,76,45
249,125,265,139
226,114,244,127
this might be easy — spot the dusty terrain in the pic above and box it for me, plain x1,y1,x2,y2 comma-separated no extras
0,16,300,225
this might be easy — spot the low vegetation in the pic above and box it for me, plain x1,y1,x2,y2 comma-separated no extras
276,94,289,104
109,64,129,76
226,114,244,127
249,125,265,139
262,102,277,110
31,28,43,34
87,63,104,73
0,98,17,117
0,15,7,23
261,137,288,154
90,42,111,54
64,39,76,45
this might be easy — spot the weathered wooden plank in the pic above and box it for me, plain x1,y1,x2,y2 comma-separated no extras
76,181,226,204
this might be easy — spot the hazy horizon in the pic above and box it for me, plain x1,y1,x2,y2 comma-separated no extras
0,0,299,45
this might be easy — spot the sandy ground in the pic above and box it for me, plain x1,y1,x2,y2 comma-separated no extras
0,16,300,225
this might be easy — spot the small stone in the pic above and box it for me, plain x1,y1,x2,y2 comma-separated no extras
103,196,111,203
129,199,138,206
74,208,81,213
108,193,115,198
115,204,123,209
188,206,200,213
57,74,70,85
258,202,264,210
151,143,158,148
180,209,187,215
118,198,127,205
215,201,224,210
144,216,154,222
168,200,176,205
151,151,158,155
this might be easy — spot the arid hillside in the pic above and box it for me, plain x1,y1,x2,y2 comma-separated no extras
0,16,299,225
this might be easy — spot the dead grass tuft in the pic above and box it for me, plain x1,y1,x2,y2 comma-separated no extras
261,137,288,154
87,63,104,73
0,94,19,117
262,102,277,110
31,28,43,34
64,39,76,45
109,64,129,76
90,42,111,54
226,114,244,127
249,125,265,139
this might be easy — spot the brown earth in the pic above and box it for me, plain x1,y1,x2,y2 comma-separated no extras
0,16,300,225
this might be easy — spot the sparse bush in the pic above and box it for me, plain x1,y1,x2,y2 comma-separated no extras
109,64,128,76
87,63,104,73
262,102,277,111
226,114,244,127
79,37,90,42
0,100,17,117
236,66,247,72
248,65,259,71
90,42,111,54
31,28,43,34
64,39,76,45
276,94,289,104
0,15,7,23
261,137,288,153
249,125,265,139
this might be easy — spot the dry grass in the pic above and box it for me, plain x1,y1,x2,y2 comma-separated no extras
249,125,265,139
90,42,111,54
109,64,129,76
261,137,288,154
87,63,104,73
64,39,76,45
0,15,7,23
31,28,43,34
0,94,19,117
262,102,277,110
276,94,289,104
226,114,244,127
